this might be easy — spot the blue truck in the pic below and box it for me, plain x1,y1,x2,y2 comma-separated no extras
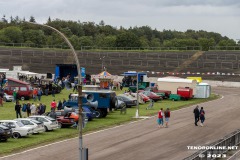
63,90,117,118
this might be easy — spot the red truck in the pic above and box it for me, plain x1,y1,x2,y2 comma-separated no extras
177,87,193,100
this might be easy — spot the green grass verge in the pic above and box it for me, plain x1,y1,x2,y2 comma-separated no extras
0,88,219,155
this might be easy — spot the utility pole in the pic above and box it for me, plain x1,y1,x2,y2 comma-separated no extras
26,22,85,160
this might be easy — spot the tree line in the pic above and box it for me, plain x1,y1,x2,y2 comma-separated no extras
0,15,238,51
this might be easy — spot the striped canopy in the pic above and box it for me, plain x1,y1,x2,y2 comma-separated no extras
98,71,112,76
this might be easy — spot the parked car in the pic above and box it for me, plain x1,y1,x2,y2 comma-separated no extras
138,92,150,103
116,95,137,108
4,78,33,100
0,124,12,142
0,120,33,139
140,91,162,102
43,111,75,128
63,102,97,120
56,116,75,128
44,110,79,122
3,93,13,102
144,87,171,99
29,116,58,131
114,99,126,110
14,118,45,134
125,93,145,104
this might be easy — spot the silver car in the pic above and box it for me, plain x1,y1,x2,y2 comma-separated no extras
14,118,45,134
3,93,13,102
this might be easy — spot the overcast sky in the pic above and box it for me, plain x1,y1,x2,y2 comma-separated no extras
1,0,240,40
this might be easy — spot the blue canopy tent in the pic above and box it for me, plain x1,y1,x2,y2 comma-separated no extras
121,71,148,91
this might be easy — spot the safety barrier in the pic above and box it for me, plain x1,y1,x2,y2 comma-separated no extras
184,129,240,160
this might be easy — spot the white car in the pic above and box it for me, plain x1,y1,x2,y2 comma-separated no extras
0,120,34,139
29,116,58,131
3,93,14,102
14,118,45,134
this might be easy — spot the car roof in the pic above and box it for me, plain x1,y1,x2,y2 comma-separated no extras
14,118,32,121
0,124,9,129
0,120,18,122
29,115,47,118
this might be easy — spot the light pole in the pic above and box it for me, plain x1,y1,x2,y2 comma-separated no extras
100,56,105,71
135,72,139,118
26,22,85,160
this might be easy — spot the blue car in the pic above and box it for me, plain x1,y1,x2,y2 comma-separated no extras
63,101,96,121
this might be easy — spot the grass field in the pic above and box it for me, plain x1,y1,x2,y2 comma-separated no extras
0,87,219,155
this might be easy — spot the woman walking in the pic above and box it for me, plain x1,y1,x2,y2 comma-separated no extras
199,107,205,127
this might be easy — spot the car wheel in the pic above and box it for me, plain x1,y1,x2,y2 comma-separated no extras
95,109,103,118
21,97,25,101
172,99,175,101
44,126,48,132
12,132,21,139
3,97,7,102
58,123,62,128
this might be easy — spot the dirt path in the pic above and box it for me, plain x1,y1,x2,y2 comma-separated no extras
174,51,204,72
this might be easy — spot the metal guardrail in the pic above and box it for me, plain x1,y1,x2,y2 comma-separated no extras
184,129,240,160
228,149,240,160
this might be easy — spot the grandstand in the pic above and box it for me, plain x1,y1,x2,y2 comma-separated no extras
0,48,240,81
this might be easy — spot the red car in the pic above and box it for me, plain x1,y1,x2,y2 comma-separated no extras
56,116,75,128
44,111,76,128
141,91,162,102
139,93,150,103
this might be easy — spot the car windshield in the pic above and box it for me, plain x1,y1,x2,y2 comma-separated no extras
121,96,130,101
16,121,24,127
45,116,56,121
31,119,41,124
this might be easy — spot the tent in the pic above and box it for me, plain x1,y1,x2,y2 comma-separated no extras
91,71,118,89
98,71,112,77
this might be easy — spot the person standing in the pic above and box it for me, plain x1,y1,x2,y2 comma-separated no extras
15,101,22,118
164,108,171,128
42,104,46,114
52,85,55,97
37,88,42,101
193,105,200,126
199,107,205,127
21,103,27,118
57,100,63,110
157,108,164,128
30,103,36,115
33,88,38,101
49,109,57,120
13,89,17,103
63,98,66,106
50,99,57,111
26,102,31,117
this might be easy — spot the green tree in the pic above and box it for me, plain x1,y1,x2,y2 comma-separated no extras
22,29,46,45
116,32,140,48
79,36,93,47
150,38,161,47
198,38,215,51
29,16,36,22
139,36,149,48
2,26,23,43
69,35,81,50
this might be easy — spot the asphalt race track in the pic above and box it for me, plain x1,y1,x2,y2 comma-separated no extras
1,87,240,160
